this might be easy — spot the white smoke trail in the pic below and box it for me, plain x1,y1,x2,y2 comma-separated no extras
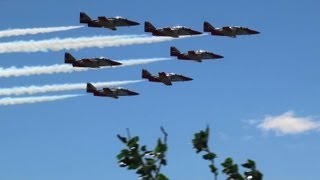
0,94,82,106
0,80,143,96
0,34,195,54
0,25,84,38
0,58,171,78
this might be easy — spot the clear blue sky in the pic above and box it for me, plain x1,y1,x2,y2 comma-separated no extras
1,0,319,179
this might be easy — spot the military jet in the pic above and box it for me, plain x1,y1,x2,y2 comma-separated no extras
142,69,193,86
80,12,140,30
86,83,139,99
64,52,122,68
170,46,224,62
144,21,202,38
204,21,260,38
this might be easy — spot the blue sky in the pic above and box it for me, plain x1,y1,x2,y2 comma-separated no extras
0,0,319,179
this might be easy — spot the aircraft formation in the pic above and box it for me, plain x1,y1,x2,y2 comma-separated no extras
77,12,260,99
0,12,259,102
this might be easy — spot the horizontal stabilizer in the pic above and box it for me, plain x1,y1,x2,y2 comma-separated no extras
159,72,172,86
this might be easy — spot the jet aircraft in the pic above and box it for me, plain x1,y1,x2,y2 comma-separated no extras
64,52,122,68
204,21,260,38
142,69,193,86
86,83,139,99
170,46,224,62
80,12,140,30
144,21,202,38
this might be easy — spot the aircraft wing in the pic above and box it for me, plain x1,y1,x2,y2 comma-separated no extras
188,51,197,56
93,91,107,96
161,28,179,38
98,16,109,23
185,51,202,62
102,88,119,99
87,22,103,28
80,59,100,68
163,27,173,31
222,27,235,37
97,16,117,30
158,72,172,86
222,26,233,32
82,59,94,63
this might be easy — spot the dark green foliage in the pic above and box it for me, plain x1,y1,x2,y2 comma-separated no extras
117,127,168,180
242,159,263,180
192,126,210,153
193,126,263,180
117,126,263,180
221,158,263,179
157,173,169,180
221,158,244,180
203,152,217,160
192,126,218,179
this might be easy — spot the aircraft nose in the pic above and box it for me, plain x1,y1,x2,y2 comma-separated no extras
193,30,202,35
184,76,193,81
250,29,260,34
115,61,122,66
215,54,224,59
130,21,140,26
130,91,139,96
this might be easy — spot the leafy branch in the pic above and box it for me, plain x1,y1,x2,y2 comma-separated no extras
192,126,263,180
192,126,218,180
117,126,263,180
117,127,169,180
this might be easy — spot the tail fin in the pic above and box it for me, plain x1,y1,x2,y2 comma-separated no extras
86,83,96,93
64,52,76,64
80,12,92,23
144,21,156,32
204,21,215,32
142,69,152,79
170,46,181,56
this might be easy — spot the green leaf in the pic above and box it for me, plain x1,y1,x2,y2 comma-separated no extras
233,164,239,172
157,173,169,180
245,170,263,180
192,127,210,153
209,164,218,174
221,157,233,167
251,170,263,180
141,145,147,152
128,160,140,170
128,136,139,147
145,158,155,165
155,138,167,153
117,134,127,144
202,152,216,160
136,167,146,176
161,159,167,166
117,149,129,160
242,159,256,169
230,173,244,180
